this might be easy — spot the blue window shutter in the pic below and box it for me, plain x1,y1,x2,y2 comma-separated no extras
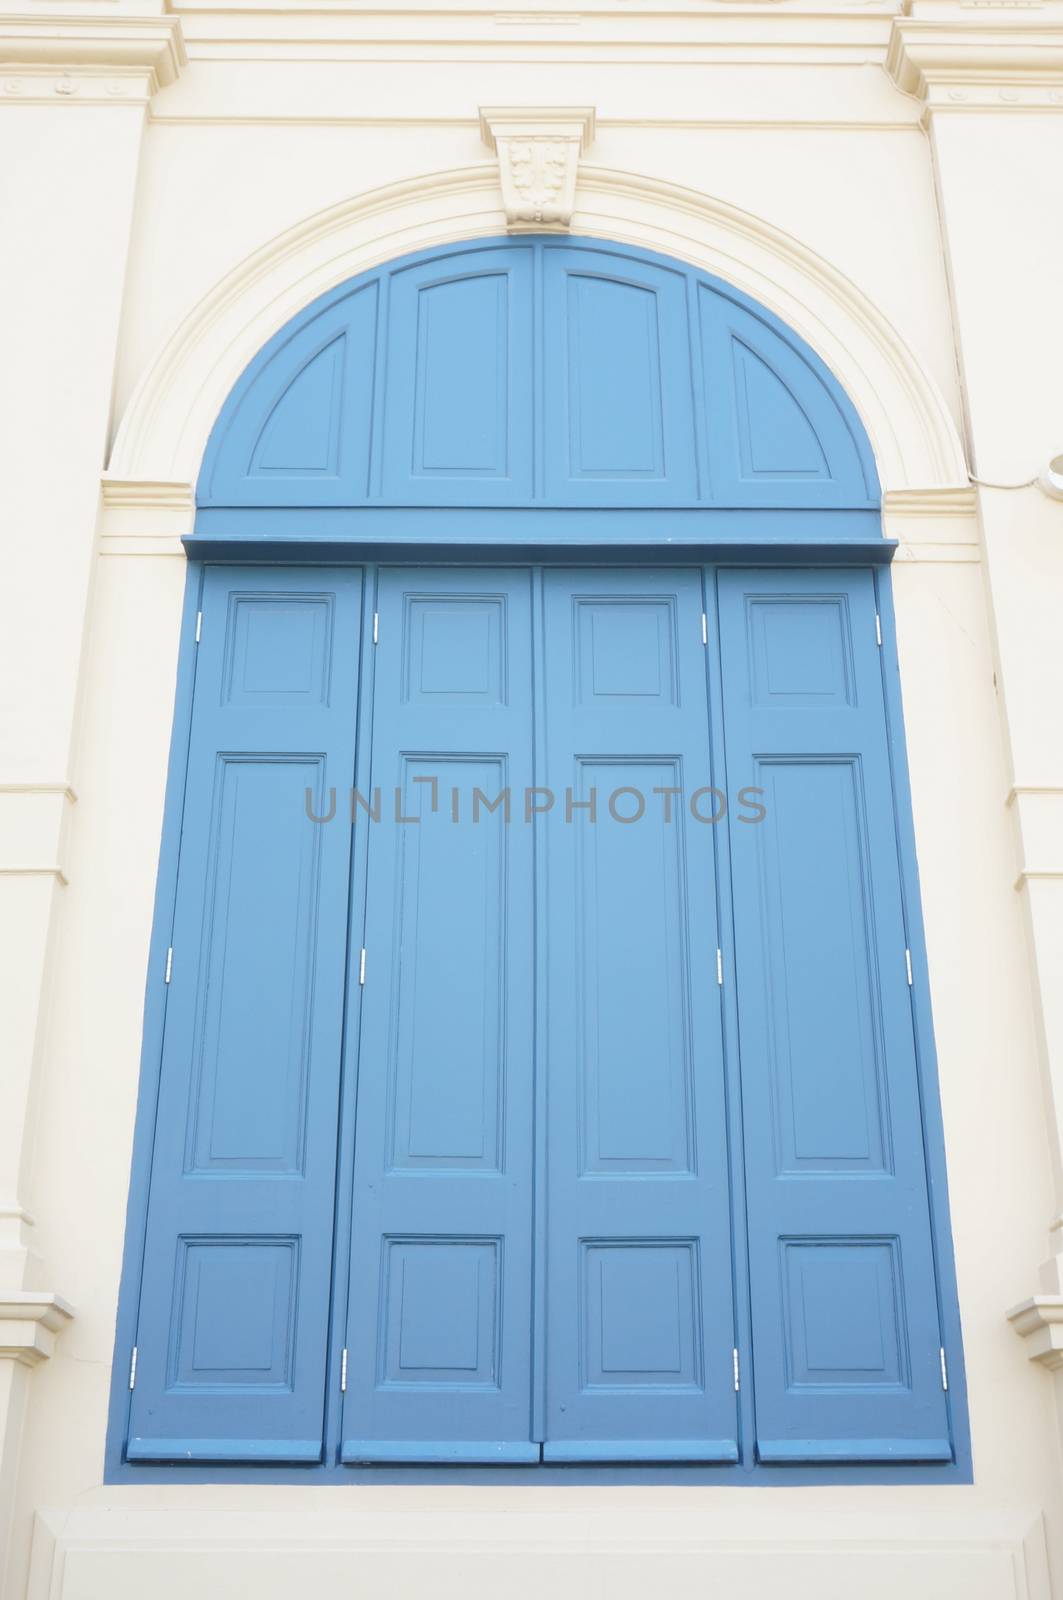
126,566,363,1463
717,567,952,1463
379,248,535,505
539,568,738,1462
339,567,538,1462
541,246,698,506
199,287,379,507
698,290,876,508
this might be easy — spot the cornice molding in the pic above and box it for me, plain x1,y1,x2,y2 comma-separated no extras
882,484,978,517
0,13,187,101
887,12,1063,109
0,1292,73,1367
99,476,196,544
101,476,195,510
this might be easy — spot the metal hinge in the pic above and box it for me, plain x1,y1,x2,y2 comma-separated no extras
128,1346,138,1390
905,948,913,986
733,1347,740,1392
940,1346,949,1391
373,612,379,645
875,612,883,647
358,948,366,986
340,1347,349,1393
195,611,203,643
164,947,173,984
716,948,724,987
701,613,709,646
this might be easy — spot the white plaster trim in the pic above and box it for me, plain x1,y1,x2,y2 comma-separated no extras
0,1293,73,1368
1007,785,1063,804
479,106,595,231
1008,1296,1063,1370
23,1504,1055,1600
0,866,69,886
0,784,77,804
888,14,1063,107
882,485,978,517
0,14,186,98
107,164,968,494
99,477,196,543
892,543,981,564
100,478,195,509
166,2,899,68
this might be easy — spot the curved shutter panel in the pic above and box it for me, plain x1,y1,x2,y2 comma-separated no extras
199,288,378,506
700,289,875,508
718,568,952,1463
126,567,362,1462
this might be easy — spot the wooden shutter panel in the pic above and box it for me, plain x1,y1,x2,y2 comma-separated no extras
338,567,538,1462
717,567,953,1463
379,248,534,505
125,566,362,1463
540,567,739,1462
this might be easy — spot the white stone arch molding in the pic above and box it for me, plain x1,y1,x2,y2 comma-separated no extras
105,163,968,505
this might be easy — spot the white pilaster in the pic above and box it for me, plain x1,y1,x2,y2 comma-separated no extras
889,0,1063,1368
0,4,184,1584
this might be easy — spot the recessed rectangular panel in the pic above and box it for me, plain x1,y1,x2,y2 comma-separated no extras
223,594,333,707
379,1239,501,1387
169,1237,298,1390
747,595,855,708
753,757,890,1173
188,756,324,1173
388,757,507,1170
566,274,665,477
581,1242,702,1390
782,1238,907,1388
403,595,506,705
576,759,694,1173
414,275,508,476
574,597,677,705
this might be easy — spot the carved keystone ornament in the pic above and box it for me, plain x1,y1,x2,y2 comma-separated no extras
479,106,596,232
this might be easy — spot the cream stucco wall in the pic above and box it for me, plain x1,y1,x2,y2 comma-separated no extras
3,2,1063,1596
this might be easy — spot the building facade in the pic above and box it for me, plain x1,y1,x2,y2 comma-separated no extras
3,0,1063,1594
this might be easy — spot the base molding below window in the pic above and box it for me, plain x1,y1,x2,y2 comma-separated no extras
26,1503,1052,1600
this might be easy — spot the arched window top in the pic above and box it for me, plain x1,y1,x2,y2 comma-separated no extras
197,238,879,520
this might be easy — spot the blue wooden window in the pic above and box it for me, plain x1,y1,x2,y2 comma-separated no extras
109,239,967,1482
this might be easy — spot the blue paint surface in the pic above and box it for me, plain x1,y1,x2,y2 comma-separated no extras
124,567,363,1463
339,568,537,1460
540,568,737,1459
717,568,954,1463
198,238,878,519
107,238,967,1484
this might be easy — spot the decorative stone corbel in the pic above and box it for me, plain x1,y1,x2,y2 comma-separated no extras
0,1292,73,1368
1008,1221,1063,1370
1008,1296,1063,1370
479,106,595,232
